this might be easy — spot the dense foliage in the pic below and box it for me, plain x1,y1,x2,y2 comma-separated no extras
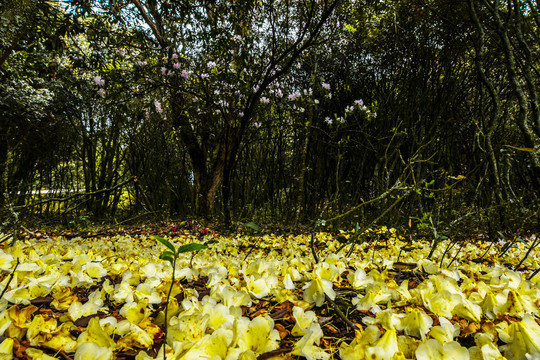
1,0,539,234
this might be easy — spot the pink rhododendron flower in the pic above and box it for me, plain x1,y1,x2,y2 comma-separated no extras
93,76,105,86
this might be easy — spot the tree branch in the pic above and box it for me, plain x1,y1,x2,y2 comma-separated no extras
11,176,137,210
130,0,166,47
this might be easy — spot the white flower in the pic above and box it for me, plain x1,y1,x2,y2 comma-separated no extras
288,92,300,101
155,101,162,114
93,76,105,86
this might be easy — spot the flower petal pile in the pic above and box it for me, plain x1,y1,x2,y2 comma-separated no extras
0,229,538,360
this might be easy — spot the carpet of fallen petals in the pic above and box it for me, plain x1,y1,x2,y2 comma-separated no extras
0,227,539,360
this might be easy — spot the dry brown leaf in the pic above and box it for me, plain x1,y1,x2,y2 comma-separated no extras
461,322,481,337
274,323,289,339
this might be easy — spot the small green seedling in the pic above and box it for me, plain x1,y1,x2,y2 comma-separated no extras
245,221,260,233
153,235,207,360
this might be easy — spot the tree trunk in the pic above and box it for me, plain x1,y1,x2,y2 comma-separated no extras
295,114,312,226
485,0,540,177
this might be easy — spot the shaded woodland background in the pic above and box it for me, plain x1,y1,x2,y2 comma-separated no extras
1,0,539,235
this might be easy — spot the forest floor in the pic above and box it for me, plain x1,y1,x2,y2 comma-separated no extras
0,223,539,359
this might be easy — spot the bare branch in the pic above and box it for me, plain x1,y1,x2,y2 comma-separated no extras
11,176,137,210
130,0,166,47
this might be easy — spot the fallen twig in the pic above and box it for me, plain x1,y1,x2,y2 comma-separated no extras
325,294,358,331
311,233,319,264
0,258,20,301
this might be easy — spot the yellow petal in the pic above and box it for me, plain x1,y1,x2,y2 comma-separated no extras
292,323,330,360
77,317,115,348
51,286,78,311
85,262,107,278
365,329,399,360
0,250,14,272
25,347,59,360
0,338,14,359
120,298,150,325
397,308,433,341
292,306,318,336
236,316,279,354
181,327,232,360
416,339,469,360
504,313,540,360
74,342,113,360
429,317,459,344
5,305,37,338
117,323,154,350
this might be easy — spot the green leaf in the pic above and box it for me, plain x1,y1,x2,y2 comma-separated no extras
245,221,259,232
161,250,175,259
176,243,208,254
204,239,219,246
344,23,357,33
153,235,175,253
159,254,174,263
